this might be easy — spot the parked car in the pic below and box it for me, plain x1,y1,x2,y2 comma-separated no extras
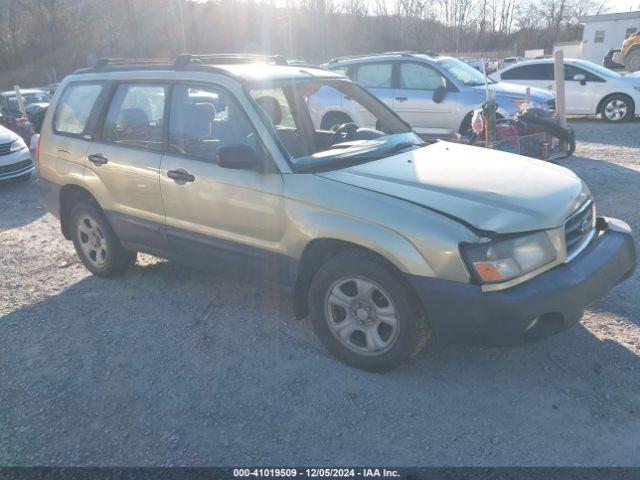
490,58,640,122
36,54,635,371
466,58,497,74
0,123,34,183
613,32,640,72
501,56,526,69
311,52,555,136
0,88,51,133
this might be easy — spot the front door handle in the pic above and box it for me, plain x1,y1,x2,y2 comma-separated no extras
88,153,108,165
167,168,195,183
395,96,408,102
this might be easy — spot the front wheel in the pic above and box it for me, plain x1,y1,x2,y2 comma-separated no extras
309,249,431,371
70,201,136,277
600,94,635,122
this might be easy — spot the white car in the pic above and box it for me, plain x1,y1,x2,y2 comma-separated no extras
0,125,33,183
490,58,640,122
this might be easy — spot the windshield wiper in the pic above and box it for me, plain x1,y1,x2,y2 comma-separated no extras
372,141,423,158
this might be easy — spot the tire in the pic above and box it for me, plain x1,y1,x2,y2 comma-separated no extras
458,112,473,135
517,113,576,159
70,201,136,277
599,94,635,122
309,249,431,371
320,112,353,131
624,49,640,73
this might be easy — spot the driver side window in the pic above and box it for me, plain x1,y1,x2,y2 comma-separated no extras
398,63,446,90
168,84,258,162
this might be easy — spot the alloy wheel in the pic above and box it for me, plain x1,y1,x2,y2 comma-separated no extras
604,99,628,121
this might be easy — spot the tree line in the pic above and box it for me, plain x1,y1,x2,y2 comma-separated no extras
0,0,608,89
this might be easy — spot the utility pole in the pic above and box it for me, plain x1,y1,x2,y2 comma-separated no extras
287,15,294,59
177,0,187,52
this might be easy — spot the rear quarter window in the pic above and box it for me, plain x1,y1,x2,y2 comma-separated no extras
353,63,393,88
54,83,105,136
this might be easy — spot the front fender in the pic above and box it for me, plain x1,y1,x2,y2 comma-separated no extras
284,206,435,278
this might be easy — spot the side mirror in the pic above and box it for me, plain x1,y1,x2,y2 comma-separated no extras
432,86,447,104
573,73,586,85
217,144,261,170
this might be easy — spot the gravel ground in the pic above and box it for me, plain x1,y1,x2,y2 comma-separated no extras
1,120,639,467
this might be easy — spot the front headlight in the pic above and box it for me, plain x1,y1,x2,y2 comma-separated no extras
461,232,557,284
10,137,27,152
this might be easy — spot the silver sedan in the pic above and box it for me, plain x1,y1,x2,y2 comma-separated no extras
307,52,556,137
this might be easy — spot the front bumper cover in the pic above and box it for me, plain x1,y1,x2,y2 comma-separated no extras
406,217,636,346
0,150,34,181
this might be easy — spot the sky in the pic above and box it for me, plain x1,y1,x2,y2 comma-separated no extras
608,0,640,12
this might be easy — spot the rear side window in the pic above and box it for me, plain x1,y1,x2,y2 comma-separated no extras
54,83,104,135
102,84,167,152
354,63,393,88
501,64,554,81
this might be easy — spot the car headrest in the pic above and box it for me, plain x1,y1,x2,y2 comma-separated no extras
117,108,149,131
181,104,212,138
254,96,282,126
195,102,216,121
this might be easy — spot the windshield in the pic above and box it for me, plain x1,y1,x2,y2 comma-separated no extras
7,92,50,112
574,60,621,79
438,58,494,86
248,78,423,172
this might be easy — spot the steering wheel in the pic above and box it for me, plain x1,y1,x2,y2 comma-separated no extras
328,122,360,146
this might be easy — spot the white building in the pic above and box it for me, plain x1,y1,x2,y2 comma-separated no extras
553,41,583,59
577,11,640,64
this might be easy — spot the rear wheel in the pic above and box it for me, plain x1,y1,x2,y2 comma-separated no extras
625,49,640,73
70,201,136,277
309,249,431,371
599,94,635,122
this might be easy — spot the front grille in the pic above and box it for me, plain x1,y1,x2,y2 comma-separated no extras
0,159,32,176
0,142,12,156
564,200,595,260
546,99,556,111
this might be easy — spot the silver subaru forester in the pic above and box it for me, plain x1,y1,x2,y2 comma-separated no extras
36,54,635,371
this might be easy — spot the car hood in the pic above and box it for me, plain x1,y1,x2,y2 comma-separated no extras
0,125,20,144
486,82,555,101
316,141,589,234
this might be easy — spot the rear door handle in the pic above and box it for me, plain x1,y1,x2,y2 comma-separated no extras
167,168,195,183
88,153,108,165
395,96,408,102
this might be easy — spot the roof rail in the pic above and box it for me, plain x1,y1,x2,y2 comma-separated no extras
93,58,171,70
174,53,288,70
328,50,440,64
